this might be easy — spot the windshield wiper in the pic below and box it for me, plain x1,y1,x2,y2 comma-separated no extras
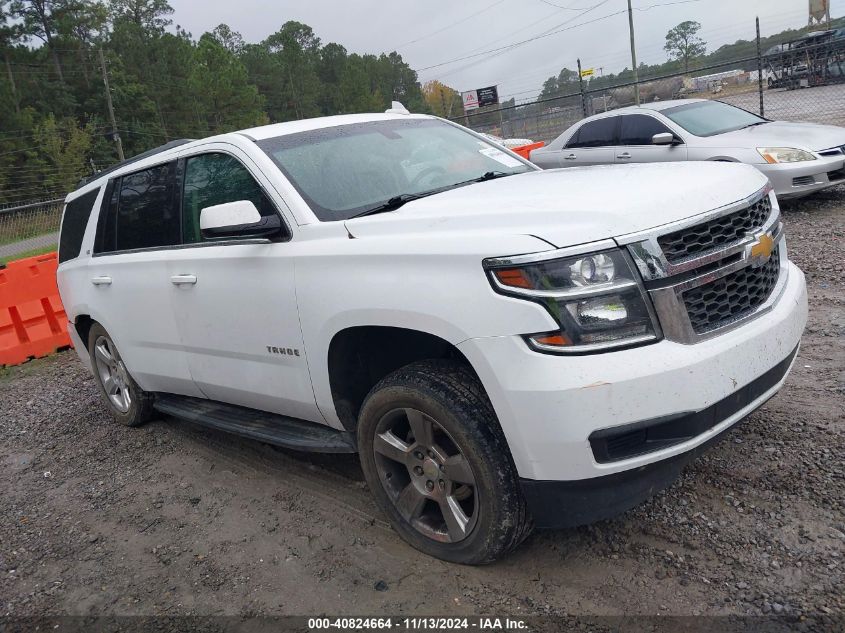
474,170,512,182
742,121,770,129
349,172,516,219
349,192,435,219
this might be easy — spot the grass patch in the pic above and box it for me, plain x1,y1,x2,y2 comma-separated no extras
0,354,56,382
0,244,57,266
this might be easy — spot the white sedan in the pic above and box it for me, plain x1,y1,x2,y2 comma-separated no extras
530,99,845,199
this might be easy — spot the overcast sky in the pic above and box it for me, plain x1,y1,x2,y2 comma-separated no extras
168,0,845,102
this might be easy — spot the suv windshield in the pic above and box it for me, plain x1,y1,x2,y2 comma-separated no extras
662,101,768,137
257,118,531,221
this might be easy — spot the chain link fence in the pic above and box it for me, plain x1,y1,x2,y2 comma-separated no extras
458,35,845,143
0,198,63,263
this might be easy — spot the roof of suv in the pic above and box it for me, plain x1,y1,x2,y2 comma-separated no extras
239,112,432,140
70,111,435,198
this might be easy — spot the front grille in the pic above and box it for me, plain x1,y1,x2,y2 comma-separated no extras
658,196,771,263
793,175,816,187
682,248,780,334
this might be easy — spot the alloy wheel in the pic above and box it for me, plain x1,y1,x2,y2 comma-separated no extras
93,335,132,413
373,407,479,543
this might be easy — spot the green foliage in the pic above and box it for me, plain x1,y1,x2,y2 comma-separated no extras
32,114,93,192
664,20,706,72
0,0,426,204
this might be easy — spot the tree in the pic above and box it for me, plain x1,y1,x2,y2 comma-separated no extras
210,23,243,54
422,80,461,117
10,0,67,81
190,33,266,132
109,0,172,35
0,7,435,203
32,114,94,193
664,20,706,72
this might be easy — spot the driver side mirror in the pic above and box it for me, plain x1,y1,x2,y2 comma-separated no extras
652,132,679,146
200,200,283,240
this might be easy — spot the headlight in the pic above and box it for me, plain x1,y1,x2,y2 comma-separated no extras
757,147,816,163
485,248,660,353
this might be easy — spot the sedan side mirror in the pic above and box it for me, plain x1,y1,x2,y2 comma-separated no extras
200,200,283,240
652,132,678,146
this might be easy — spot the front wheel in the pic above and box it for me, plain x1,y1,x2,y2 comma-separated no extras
357,360,532,564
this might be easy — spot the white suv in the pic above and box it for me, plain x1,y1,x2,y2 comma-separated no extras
57,109,808,564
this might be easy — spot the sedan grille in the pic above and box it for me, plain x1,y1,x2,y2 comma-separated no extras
682,248,780,334
658,196,772,263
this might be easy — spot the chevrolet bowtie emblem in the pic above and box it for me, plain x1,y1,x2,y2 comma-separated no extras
749,233,775,266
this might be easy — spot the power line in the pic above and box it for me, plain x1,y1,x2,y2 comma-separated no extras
392,0,509,49
418,0,615,73
535,0,584,8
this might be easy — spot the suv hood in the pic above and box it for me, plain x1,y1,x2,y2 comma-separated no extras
711,120,845,152
345,162,768,249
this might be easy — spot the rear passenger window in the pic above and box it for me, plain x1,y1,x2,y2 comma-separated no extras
620,114,674,145
567,117,619,148
113,163,179,251
59,188,100,263
181,153,277,243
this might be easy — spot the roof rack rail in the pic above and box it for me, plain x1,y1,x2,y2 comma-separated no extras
77,138,195,188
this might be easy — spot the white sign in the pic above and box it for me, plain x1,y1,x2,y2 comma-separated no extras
479,147,522,168
462,90,479,111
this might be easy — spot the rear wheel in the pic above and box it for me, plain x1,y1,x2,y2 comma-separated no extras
88,323,153,427
357,360,532,564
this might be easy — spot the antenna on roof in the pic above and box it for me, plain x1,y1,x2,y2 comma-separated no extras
385,101,410,115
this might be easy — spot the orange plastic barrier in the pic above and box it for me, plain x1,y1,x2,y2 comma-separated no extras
511,141,545,160
0,251,72,366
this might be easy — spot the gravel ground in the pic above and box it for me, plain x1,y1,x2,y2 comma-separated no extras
1,188,843,623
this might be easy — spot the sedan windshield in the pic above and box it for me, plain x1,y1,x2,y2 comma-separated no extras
257,118,531,221
662,100,768,137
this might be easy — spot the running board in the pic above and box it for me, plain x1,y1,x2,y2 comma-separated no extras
153,393,357,453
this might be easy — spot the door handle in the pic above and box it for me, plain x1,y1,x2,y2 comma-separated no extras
170,274,197,285
91,276,112,286
617,152,631,159
564,153,577,160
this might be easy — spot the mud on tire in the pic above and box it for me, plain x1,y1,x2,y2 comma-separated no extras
357,359,533,564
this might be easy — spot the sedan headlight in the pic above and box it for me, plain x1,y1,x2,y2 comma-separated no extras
485,247,660,353
757,147,816,163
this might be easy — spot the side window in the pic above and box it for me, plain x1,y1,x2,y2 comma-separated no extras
181,153,277,244
620,114,675,145
567,117,619,148
59,188,100,263
94,162,179,254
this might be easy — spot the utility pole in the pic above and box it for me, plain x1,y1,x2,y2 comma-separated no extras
577,58,587,117
627,0,641,105
98,48,124,162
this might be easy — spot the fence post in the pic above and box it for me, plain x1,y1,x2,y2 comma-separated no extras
577,58,587,117
756,16,765,117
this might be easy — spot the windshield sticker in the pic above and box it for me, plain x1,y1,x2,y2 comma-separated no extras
479,147,522,168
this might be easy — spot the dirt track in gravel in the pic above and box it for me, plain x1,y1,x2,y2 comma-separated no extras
1,189,843,619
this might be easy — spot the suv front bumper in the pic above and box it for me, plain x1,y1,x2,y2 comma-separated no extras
457,261,807,526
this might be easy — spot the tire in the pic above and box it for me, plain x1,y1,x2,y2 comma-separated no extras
87,323,154,427
357,359,532,564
